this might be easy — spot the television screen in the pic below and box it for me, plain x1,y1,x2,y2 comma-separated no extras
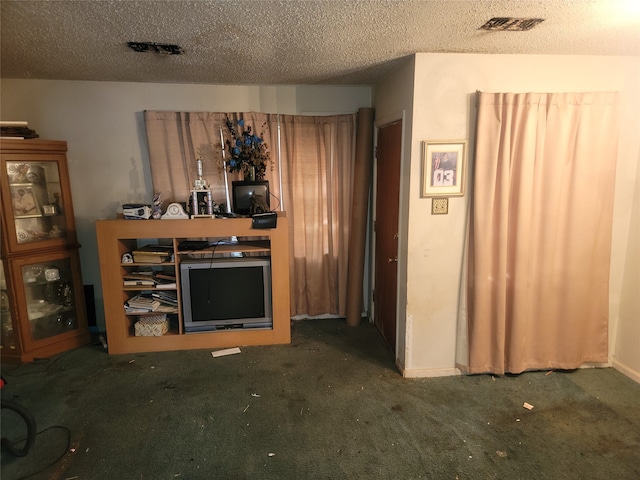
180,257,272,332
232,181,270,215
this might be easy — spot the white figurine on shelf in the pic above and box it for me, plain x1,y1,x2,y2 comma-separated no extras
152,192,163,219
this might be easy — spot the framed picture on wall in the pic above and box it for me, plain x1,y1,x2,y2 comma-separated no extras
421,140,467,197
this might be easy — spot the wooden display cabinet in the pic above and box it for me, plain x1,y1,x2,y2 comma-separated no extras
95,216,291,355
1,139,90,363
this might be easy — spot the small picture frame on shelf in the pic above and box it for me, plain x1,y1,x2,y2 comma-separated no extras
10,185,40,217
42,204,57,216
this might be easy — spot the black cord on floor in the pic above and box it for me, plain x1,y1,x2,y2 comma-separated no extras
1,350,74,377
2,425,71,480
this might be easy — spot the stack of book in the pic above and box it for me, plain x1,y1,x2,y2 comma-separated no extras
152,290,178,307
154,272,177,289
123,271,156,286
132,245,174,264
150,290,178,313
122,270,176,288
124,294,161,314
0,121,39,139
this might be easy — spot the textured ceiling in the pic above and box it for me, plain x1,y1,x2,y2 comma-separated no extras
1,0,639,86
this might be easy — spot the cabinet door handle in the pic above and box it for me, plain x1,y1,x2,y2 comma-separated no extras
388,257,398,263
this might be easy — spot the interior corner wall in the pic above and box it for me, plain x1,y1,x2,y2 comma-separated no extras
375,53,640,379
0,80,373,330
613,146,640,382
372,56,415,371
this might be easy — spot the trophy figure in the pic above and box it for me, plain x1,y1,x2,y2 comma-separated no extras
190,158,214,218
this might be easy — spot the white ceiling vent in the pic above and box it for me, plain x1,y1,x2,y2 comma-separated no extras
480,17,544,31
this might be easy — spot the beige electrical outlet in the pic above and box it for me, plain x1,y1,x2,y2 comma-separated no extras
432,198,449,215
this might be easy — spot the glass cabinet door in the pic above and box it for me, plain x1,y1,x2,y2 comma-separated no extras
0,262,17,352
1,149,77,255
6,160,68,245
3,249,88,357
22,256,81,341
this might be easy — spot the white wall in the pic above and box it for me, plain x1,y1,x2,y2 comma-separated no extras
0,80,372,329
374,53,640,380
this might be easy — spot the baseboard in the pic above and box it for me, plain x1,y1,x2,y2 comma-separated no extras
396,363,462,378
612,359,640,384
394,362,622,379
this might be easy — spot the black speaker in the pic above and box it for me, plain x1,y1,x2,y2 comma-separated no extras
251,212,277,229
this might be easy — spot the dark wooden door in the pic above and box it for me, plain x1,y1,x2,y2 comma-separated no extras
374,120,402,353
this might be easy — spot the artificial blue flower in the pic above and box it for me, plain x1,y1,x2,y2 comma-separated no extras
236,139,242,146
233,147,240,155
245,138,251,145
230,159,237,167
237,119,244,127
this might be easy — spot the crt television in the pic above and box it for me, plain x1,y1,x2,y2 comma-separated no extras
180,257,272,333
232,180,270,215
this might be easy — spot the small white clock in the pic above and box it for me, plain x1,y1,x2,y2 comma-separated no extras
161,202,189,219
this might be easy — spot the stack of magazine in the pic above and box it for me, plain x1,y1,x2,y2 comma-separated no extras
124,294,161,314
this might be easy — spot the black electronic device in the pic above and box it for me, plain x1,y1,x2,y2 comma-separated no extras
177,240,209,251
232,181,270,215
251,212,277,229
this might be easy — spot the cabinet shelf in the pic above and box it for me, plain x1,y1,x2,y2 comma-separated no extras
122,286,177,292
28,305,74,321
126,307,179,315
122,262,175,267
178,240,271,256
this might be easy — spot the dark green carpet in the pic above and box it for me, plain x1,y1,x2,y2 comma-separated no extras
2,319,639,479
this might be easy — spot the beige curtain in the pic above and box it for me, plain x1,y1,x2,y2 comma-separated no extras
144,111,358,318
279,114,357,317
465,92,619,375
143,111,280,209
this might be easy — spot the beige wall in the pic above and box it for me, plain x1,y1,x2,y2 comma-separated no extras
0,80,372,328
2,54,638,381
614,147,640,382
374,53,640,380
372,56,415,369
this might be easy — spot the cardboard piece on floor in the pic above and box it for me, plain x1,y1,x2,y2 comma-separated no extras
211,347,241,358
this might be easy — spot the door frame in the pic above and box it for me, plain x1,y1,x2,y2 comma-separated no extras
370,111,408,365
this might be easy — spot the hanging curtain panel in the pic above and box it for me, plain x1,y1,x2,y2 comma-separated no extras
466,92,619,375
278,114,357,317
144,111,360,319
143,111,279,209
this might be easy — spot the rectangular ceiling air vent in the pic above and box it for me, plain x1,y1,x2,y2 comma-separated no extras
480,17,544,31
127,42,184,55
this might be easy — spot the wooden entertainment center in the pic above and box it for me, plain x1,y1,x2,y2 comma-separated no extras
95,215,290,355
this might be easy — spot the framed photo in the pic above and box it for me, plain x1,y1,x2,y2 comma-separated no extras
421,140,467,197
11,185,41,217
